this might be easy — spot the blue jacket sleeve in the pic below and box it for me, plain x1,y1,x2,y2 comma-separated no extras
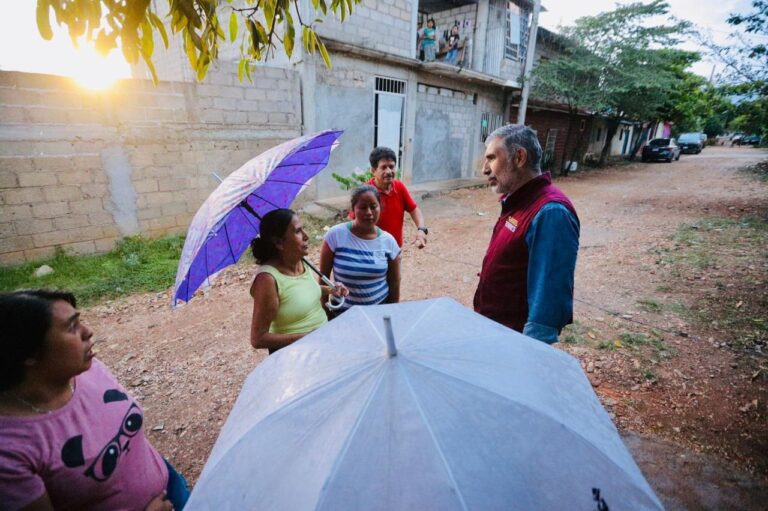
522,203,580,344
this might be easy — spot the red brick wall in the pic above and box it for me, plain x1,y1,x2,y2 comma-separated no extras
509,107,592,172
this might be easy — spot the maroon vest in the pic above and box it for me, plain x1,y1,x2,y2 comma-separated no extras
473,173,577,331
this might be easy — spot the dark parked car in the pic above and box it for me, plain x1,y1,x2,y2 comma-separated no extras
677,133,704,154
741,134,761,146
642,138,681,162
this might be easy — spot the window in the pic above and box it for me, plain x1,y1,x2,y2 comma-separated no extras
504,2,530,60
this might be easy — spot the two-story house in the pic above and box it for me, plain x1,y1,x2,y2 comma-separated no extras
146,0,539,200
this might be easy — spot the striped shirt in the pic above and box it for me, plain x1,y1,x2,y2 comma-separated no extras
324,222,400,310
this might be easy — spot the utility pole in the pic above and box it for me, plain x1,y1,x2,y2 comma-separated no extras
516,0,541,125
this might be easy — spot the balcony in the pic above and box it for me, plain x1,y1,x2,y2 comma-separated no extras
417,0,534,86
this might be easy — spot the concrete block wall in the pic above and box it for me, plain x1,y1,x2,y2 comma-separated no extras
0,66,300,265
413,82,478,182
428,4,477,50
315,0,414,58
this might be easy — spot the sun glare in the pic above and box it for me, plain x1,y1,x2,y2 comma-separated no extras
71,43,127,91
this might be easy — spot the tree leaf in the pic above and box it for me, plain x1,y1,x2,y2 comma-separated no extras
143,53,159,85
318,39,332,68
284,19,294,58
141,19,154,58
149,12,169,48
36,0,53,40
229,11,238,42
264,0,275,32
238,58,246,82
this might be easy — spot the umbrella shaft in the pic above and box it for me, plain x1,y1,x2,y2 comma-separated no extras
303,257,334,287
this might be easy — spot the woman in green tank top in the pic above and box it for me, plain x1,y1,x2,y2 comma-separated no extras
249,209,348,354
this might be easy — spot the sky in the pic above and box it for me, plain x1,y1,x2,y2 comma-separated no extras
0,0,760,85
538,0,756,79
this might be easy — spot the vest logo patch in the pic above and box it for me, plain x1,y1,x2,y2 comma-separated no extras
505,217,518,232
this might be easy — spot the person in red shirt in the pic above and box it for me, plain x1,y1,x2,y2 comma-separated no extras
359,147,428,248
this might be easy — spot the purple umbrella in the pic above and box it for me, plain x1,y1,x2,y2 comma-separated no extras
173,130,343,306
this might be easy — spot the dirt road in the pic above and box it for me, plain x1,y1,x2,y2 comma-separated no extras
88,145,768,509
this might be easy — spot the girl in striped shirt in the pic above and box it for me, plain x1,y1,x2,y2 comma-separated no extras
320,185,401,313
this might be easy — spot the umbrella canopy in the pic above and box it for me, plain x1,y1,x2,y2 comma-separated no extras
186,298,662,511
173,130,343,306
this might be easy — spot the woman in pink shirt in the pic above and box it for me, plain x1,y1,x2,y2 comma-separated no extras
0,290,189,511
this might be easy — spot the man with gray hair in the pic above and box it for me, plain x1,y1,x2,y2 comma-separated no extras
473,124,580,343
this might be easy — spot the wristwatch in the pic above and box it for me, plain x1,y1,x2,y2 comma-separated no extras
417,226,429,235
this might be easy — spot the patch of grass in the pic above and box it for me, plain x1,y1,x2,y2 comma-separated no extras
656,284,672,293
642,369,657,381
637,298,662,313
0,235,184,307
561,321,588,345
618,332,649,348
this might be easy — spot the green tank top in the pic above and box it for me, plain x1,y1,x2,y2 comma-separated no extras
257,262,328,335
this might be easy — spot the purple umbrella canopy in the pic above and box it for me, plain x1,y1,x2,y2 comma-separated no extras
173,130,343,306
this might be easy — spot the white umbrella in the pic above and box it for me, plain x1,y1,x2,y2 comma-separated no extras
187,298,662,511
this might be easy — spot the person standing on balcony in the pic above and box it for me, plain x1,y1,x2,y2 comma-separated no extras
422,18,437,62
446,24,461,65
353,147,428,249
474,124,580,344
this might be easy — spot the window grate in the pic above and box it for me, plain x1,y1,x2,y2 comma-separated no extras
375,77,406,95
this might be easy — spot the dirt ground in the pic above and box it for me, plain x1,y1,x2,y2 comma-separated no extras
87,145,768,510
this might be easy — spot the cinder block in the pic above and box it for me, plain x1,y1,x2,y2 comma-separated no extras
244,88,267,101
54,215,90,230
0,250,25,266
0,106,27,122
32,201,70,218
87,211,113,225
69,198,102,214
94,237,118,252
200,109,224,123
144,191,175,207
248,111,268,124
43,186,82,202
65,240,97,255
22,246,57,262
153,153,181,166
0,158,33,172
0,221,14,238
2,204,34,220
0,171,18,188
223,111,248,124
267,113,288,124
0,234,33,252
213,97,237,110
100,225,121,238
134,178,159,193
32,156,75,171
15,218,54,235
78,183,108,198
27,107,69,124
137,206,162,220
3,187,44,205
161,202,187,217
148,215,178,231
157,178,188,192
56,170,95,185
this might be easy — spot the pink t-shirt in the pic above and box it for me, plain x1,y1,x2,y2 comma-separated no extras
0,359,168,510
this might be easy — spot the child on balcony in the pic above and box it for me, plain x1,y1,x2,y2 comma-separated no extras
446,24,461,65
422,18,437,62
